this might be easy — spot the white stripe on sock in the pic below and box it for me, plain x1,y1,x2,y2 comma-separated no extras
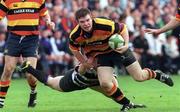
0,102,4,105
0,99,4,102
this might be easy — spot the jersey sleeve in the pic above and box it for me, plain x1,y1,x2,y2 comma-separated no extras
69,38,80,51
69,25,81,51
0,1,8,20
113,22,127,35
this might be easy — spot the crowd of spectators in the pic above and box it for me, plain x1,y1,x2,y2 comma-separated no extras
0,0,179,77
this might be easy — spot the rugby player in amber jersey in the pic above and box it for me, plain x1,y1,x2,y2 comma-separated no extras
0,0,54,108
69,8,173,111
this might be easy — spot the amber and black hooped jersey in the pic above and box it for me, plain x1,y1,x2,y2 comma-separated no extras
176,1,180,21
69,18,126,58
0,0,48,36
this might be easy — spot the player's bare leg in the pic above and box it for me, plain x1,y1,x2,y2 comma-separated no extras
19,61,146,111
47,76,63,91
97,66,114,92
90,76,118,96
91,77,146,112
126,61,173,87
0,56,18,108
25,57,38,107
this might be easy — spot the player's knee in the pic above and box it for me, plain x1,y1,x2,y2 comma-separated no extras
27,74,37,81
100,82,113,91
2,66,14,77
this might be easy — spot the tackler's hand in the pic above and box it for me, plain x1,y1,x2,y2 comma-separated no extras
144,28,160,36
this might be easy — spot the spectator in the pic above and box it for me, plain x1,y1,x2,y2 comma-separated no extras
162,36,180,73
50,30,73,75
39,29,55,75
133,27,149,68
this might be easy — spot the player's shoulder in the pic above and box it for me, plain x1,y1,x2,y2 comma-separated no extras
1,0,7,3
0,0,8,6
1,0,13,4
69,25,81,40
42,0,46,3
94,17,114,25
36,0,46,4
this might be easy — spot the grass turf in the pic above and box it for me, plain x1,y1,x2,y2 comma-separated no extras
1,75,180,112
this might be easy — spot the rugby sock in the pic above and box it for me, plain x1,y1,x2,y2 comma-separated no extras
154,71,161,80
26,66,49,84
0,80,10,108
29,84,37,94
144,68,157,80
107,83,130,105
112,88,130,105
27,76,37,93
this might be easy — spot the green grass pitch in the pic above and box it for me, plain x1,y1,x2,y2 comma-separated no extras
1,75,180,112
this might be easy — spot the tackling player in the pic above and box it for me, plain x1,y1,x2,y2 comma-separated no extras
17,61,146,112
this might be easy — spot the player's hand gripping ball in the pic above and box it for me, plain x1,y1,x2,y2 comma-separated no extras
108,34,125,49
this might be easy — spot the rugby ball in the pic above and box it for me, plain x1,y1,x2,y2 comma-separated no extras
108,34,124,49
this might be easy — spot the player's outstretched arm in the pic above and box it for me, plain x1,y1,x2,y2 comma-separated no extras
144,17,180,35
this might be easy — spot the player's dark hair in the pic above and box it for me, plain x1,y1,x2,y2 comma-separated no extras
75,8,91,21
